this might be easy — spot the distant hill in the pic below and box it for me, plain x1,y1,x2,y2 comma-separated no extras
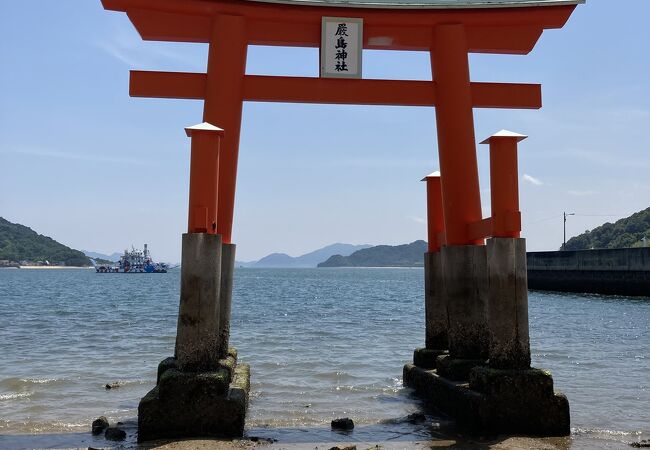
0,217,92,266
318,240,427,267
83,250,121,262
564,207,650,250
246,243,372,268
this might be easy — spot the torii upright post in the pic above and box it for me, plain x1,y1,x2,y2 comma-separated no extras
405,129,570,436
413,172,448,370
481,130,530,370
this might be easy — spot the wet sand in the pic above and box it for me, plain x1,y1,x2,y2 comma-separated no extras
137,435,631,450
0,429,636,450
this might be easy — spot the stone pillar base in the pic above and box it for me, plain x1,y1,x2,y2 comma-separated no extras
138,347,249,442
441,245,489,360
403,363,569,436
435,354,486,382
413,348,447,370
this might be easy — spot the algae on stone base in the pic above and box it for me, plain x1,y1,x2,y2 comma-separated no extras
138,348,250,442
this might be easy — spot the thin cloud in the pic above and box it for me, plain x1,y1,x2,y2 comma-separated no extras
568,190,597,197
3,148,148,166
523,174,544,186
407,216,426,224
96,21,205,71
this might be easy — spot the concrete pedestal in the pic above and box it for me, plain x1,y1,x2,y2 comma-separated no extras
175,233,222,372
424,251,447,350
218,243,236,359
405,240,569,436
487,238,530,369
403,364,569,436
139,233,248,441
442,245,489,361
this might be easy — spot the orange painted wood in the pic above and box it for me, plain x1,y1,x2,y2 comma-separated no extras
187,131,221,234
129,71,540,109
126,8,546,54
467,26,543,55
467,212,522,241
130,70,207,99
489,137,522,238
492,211,522,238
472,82,541,109
468,218,492,242
432,24,483,246
243,76,435,106
102,0,576,32
203,15,248,243
127,8,212,42
425,176,444,253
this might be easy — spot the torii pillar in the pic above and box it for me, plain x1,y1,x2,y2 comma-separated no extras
413,172,448,370
405,130,570,436
138,123,250,442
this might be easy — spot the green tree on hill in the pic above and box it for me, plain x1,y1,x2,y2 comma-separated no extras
564,207,650,250
0,217,92,266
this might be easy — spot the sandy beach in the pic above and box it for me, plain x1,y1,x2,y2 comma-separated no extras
141,436,576,450
1,417,638,450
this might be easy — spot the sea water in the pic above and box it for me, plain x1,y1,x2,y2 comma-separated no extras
0,268,648,449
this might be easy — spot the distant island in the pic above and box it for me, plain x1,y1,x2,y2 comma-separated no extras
318,240,428,267
83,250,121,264
0,217,92,267
564,207,650,250
237,243,371,268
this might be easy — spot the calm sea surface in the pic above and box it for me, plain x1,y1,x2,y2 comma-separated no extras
0,268,648,449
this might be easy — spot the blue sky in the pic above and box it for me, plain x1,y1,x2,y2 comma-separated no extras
1,1,649,262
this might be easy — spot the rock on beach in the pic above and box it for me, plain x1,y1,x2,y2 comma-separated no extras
105,427,126,441
91,416,109,435
331,418,355,431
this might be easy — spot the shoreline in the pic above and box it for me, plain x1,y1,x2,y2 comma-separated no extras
0,429,639,450
16,265,94,269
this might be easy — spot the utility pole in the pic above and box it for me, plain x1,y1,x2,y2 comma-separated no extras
563,212,575,250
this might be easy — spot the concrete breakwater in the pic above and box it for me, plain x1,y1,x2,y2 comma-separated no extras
527,247,650,296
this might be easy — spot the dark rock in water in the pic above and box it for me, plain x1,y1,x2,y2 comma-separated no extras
331,417,354,431
105,427,126,441
105,382,121,390
91,416,109,435
249,436,276,443
631,440,650,448
328,446,356,450
406,412,426,423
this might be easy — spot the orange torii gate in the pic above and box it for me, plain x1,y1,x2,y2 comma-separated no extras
103,0,580,246
102,0,584,441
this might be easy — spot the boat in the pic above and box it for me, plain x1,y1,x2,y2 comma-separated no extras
95,244,168,273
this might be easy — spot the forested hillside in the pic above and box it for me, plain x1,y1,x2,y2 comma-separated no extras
0,217,91,266
564,207,650,250
318,240,427,267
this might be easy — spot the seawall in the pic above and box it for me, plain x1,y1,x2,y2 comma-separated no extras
527,248,650,297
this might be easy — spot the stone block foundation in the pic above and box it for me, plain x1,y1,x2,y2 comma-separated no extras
406,239,570,436
138,348,249,442
403,363,569,436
